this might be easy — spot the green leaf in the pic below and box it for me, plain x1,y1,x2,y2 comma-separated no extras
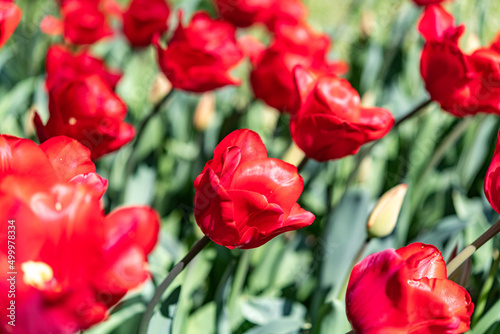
85,303,145,334
240,297,306,326
318,189,370,301
243,318,304,334
124,164,157,205
146,287,181,334
312,300,351,334
469,299,500,334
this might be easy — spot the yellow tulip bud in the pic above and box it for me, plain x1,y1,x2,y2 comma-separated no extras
367,184,408,238
149,73,172,105
193,92,216,131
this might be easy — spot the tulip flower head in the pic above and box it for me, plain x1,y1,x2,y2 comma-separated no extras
413,0,452,6
34,46,134,160
0,135,160,333
485,129,500,214
155,11,244,93
419,5,500,117
290,66,394,161
250,21,348,113
346,243,474,333
0,0,21,49
194,129,315,249
62,0,113,45
213,0,306,31
122,0,170,47
40,0,118,45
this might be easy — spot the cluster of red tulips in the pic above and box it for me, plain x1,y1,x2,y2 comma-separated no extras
1,0,500,333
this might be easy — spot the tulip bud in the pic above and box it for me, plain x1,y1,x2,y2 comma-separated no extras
194,92,216,131
464,32,481,54
360,10,376,37
24,106,37,137
281,142,306,167
367,184,408,238
149,72,172,105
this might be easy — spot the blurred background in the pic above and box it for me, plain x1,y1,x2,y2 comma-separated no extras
2,0,500,333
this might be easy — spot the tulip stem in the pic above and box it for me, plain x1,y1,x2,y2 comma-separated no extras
297,156,310,173
447,219,500,277
337,238,369,300
139,236,211,334
124,89,175,178
394,99,432,127
342,98,432,194
418,117,473,183
472,250,500,326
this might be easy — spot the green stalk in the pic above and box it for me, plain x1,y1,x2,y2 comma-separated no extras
472,250,500,326
447,219,500,277
139,236,211,334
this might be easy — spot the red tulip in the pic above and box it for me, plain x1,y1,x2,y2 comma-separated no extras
346,243,474,334
412,0,451,6
56,0,113,45
34,74,135,160
213,0,273,28
194,129,314,249
0,134,159,333
250,21,347,113
123,0,170,47
290,67,394,161
264,0,306,31
35,45,132,160
213,0,306,30
0,135,107,195
45,45,121,92
485,129,500,214
0,0,21,49
155,11,244,92
419,5,500,117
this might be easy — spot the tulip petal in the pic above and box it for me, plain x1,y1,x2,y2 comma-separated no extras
0,192,45,263
94,245,148,299
293,65,317,108
0,2,21,49
418,5,457,42
204,129,267,178
420,40,473,114
0,135,58,187
231,158,304,215
346,249,409,333
396,243,447,280
228,189,284,230
40,15,63,36
194,168,240,248
103,206,160,255
40,136,96,182
69,173,108,197
283,203,315,229
290,113,365,161
356,107,395,141
238,35,266,65
405,277,473,333
485,130,500,214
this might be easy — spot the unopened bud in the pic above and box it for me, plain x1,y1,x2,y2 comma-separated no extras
282,142,306,167
464,32,481,54
149,72,172,105
24,106,37,137
361,11,376,37
367,184,408,238
194,92,216,131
